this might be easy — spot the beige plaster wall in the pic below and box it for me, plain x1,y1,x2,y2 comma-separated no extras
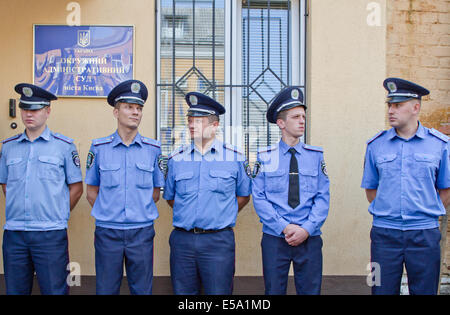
307,0,387,275
0,0,387,277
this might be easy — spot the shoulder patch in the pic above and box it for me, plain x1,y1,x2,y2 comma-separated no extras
243,160,252,178
52,133,74,144
224,143,244,155
367,130,386,145
72,150,81,168
321,160,328,177
1,134,21,144
93,136,113,146
304,144,323,153
252,160,262,178
429,128,449,143
86,151,95,169
257,144,278,154
141,137,161,148
157,154,169,177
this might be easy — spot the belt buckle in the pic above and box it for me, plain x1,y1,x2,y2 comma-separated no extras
193,227,203,234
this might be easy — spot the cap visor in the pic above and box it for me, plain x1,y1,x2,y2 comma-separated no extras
19,103,48,110
386,96,416,103
115,99,144,106
187,111,213,117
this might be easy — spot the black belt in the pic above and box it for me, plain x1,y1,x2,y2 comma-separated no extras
174,227,232,234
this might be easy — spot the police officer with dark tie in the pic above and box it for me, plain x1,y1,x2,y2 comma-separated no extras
0,83,83,295
361,78,450,295
252,86,330,295
85,80,165,295
163,92,252,295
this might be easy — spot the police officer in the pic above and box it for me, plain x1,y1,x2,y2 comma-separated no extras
361,78,450,295
163,92,252,295
85,80,165,295
252,86,330,295
0,83,83,295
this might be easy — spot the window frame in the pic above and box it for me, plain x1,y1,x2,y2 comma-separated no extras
156,0,307,156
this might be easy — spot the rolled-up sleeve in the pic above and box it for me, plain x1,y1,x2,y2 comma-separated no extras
64,143,83,184
85,143,100,186
436,142,450,189
153,149,166,188
302,153,330,235
163,157,175,200
236,160,251,197
361,145,379,189
0,144,7,184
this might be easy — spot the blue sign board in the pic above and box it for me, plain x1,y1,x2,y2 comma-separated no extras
34,25,134,97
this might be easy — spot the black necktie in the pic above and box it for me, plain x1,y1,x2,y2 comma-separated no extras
288,148,300,208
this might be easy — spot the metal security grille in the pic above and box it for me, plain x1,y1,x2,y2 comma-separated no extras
157,0,306,160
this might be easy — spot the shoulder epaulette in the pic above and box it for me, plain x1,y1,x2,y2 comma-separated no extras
168,145,188,160
141,137,161,148
429,128,449,143
367,130,386,145
1,134,21,144
304,144,323,153
52,132,74,144
258,144,278,154
92,136,113,146
223,143,244,155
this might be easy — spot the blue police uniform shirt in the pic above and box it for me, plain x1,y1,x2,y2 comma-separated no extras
361,122,450,230
163,139,252,230
0,127,82,231
252,140,330,237
84,131,165,229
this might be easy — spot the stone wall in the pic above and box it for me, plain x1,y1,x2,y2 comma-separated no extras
387,0,449,132
387,0,450,280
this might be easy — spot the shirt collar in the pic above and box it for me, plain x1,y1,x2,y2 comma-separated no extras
415,121,426,139
190,138,222,155
18,126,51,142
210,139,223,154
279,139,303,155
386,127,397,140
387,121,426,140
111,130,142,147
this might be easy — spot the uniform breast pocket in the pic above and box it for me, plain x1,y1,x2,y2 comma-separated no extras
99,164,121,188
209,170,236,194
412,153,439,179
265,169,286,193
136,163,154,188
376,154,398,178
299,168,318,193
38,156,63,181
175,172,196,195
6,157,23,182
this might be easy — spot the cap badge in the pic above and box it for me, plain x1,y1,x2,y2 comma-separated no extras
291,89,300,100
387,82,397,93
190,95,198,105
22,87,33,97
131,82,141,94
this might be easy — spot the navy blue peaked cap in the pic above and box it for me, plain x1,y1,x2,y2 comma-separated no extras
185,92,225,117
383,78,429,103
107,80,148,106
14,83,57,110
266,86,306,123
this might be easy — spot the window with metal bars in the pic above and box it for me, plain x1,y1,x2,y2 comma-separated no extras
157,0,306,163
